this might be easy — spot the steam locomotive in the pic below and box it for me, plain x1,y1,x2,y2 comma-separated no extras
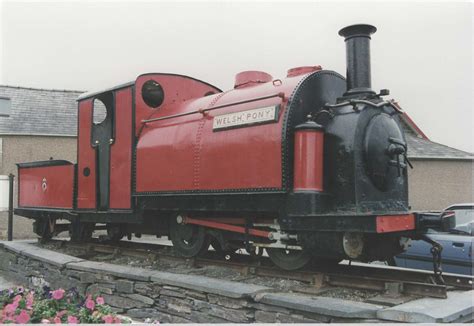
15,24,447,270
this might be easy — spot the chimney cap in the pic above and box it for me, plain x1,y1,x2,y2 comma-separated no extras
338,24,377,40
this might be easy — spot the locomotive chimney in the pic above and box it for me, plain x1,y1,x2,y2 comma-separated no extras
338,24,377,96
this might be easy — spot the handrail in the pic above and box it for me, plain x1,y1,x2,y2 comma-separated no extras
141,92,285,124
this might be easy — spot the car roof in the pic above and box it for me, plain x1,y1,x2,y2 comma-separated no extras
444,203,474,210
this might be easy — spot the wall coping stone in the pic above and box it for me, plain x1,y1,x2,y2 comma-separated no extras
0,241,84,267
67,261,154,282
257,292,383,319
0,241,36,254
377,290,474,323
149,272,270,299
1,241,270,299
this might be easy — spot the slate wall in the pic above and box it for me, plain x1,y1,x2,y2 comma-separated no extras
0,242,387,323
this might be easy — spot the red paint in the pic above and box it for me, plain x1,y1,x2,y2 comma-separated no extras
198,95,283,190
287,66,322,77
234,71,273,88
134,74,221,137
135,74,306,193
293,130,324,191
18,164,74,209
77,99,96,209
183,217,271,238
109,87,133,209
376,214,415,233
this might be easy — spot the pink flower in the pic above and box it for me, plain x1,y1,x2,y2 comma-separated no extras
57,310,68,318
13,295,22,303
4,302,18,315
54,316,62,324
102,315,114,323
67,315,78,324
15,310,30,324
52,289,65,300
41,319,51,324
26,293,34,309
96,296,105,305
85,297,95,311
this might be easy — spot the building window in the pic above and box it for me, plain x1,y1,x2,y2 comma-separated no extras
0,98,11,117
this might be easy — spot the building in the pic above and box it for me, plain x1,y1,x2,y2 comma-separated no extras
401,113,474,210
0,85,83,238
0,84,472,238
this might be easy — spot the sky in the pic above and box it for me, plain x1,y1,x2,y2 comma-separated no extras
0,0,473,153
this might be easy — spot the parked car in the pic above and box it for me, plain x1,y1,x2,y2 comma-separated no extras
393,204,473,275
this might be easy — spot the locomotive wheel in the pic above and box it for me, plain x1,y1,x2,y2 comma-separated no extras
69,221,94,243
170,216,210,258
34,218,55,242
106,225,124,242
266,248,312,270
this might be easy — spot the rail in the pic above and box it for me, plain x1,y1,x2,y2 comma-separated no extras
47,239,473,299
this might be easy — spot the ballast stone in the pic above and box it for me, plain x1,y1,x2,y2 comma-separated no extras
258,293,383,319
377,290,474,323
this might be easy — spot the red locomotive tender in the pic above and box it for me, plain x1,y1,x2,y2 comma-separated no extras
15,25,449,270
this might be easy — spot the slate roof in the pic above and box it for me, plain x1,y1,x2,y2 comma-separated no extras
0,85,84,137
405,134,473,160
400,115,473,160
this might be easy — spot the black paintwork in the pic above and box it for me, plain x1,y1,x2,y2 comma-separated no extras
294,121,324,132
17,160,73,168
91,92,114,211
323,102,409,214
282,70,346,190
338,24,377,96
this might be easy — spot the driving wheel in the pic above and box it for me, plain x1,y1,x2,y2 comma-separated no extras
266,248,312,270
33,218,55,241
170,215,210,257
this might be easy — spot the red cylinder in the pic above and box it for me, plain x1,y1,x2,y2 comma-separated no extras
293,122,324,191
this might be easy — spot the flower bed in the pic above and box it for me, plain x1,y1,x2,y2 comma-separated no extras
0,287,131,324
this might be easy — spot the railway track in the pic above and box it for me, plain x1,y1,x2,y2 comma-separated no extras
47,238,473,300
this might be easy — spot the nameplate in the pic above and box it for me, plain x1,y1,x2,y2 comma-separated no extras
213,106,279,131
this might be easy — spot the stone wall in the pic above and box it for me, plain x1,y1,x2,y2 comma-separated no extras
0,241,392,323
1,241,472,323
